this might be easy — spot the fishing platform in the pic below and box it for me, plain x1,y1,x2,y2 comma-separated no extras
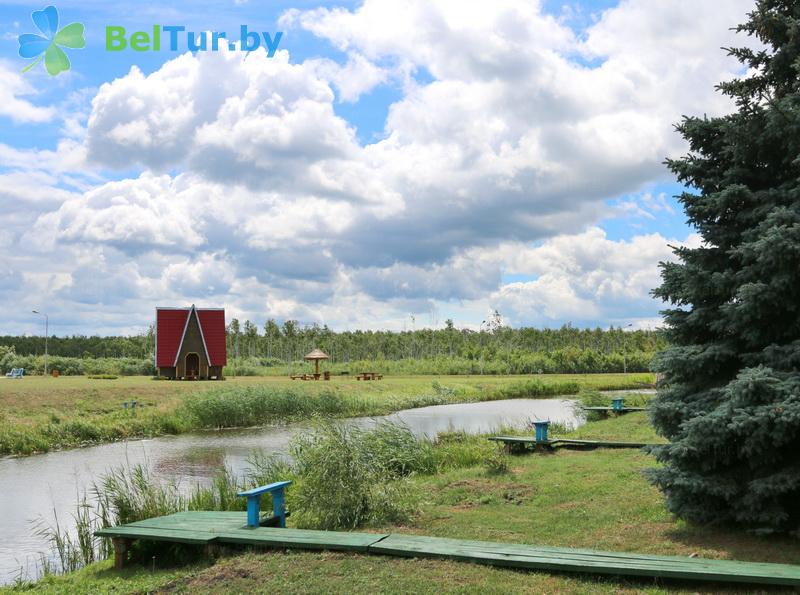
580,396,649,415
488,420,657,451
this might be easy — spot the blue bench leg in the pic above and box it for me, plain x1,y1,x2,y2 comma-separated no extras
272,488,286,528
246,495,261,528
533,421,550,442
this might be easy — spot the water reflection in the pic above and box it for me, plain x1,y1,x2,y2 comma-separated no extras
154,447,227,478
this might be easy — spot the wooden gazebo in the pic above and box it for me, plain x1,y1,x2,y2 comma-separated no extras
304,348,329,379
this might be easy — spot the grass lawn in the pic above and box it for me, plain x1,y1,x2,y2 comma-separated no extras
9,410,799,595
0,373,652,455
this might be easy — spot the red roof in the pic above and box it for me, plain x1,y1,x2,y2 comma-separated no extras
197,309,227,366
156,306,226,368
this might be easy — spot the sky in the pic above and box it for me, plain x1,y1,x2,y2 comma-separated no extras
0,0,756,336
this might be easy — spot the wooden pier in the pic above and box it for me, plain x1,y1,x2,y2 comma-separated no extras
581,396,649,415
581,406,649,413
95,511,800,587
490,420,657,451
488,436,655,449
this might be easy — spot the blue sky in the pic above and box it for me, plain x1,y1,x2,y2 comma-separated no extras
0,0,751,335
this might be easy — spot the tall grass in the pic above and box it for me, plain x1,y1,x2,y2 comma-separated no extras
179,379,587,432
179,387,370,429
0,410,188,456
487,379,580,400
24,494,111,584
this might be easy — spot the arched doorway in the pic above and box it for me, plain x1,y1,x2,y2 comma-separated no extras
185,353,200,379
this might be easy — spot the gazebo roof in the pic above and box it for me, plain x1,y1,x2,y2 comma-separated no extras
303,348,329,360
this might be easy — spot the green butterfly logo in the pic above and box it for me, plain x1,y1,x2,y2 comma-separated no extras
18,6,85,76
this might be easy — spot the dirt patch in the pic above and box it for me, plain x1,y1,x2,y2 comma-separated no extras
444,478,535,508
552,501,581,511
179,564,255,589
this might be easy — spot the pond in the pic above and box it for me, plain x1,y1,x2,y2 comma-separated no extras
0,397,582,582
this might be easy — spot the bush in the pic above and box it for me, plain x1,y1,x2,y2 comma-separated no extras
290,422,419,529
87,374,118,380
360,421,436,476
484,449,510,475
0,354,153,376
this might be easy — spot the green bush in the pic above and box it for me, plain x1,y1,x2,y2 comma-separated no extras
360,421,436,476
484,449,510,475
0,354,154,376
290,422,419,529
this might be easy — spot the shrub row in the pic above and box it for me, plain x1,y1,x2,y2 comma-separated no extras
0,354,154,376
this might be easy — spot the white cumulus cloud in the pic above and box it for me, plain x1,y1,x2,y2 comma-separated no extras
2,0,758,333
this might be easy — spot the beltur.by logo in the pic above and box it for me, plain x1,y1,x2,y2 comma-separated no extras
18,5,85,76
105,26,283,56
17,6,282,76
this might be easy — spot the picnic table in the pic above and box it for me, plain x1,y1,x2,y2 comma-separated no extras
289,372,331,381
356,372,383,380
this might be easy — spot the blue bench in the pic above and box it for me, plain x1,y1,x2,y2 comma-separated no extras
237,481,292,528
5,368,24,379
532,420,550,442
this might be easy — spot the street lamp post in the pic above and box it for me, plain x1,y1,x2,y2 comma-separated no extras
32,310,48,377
623,323,633,375
479,320,488,375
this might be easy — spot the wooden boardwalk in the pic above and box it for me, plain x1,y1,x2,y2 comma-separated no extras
581,406,649,413
96,512,800,587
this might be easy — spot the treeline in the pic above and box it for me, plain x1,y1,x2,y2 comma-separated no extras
0,333,151,359
0,319,665,376
3,320,664,362
231,349,655,376
227,318,666,365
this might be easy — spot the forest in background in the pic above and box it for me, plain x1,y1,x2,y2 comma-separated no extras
0,315,666,376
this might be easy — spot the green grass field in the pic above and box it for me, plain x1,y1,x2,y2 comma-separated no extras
10,410,800,595
0,373,653,455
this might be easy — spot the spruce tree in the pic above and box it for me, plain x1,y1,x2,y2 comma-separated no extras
648,0,800,533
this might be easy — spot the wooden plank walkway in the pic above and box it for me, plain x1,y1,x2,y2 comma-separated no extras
488,436,656,449
370,534,800,586
96,512,386,553
581,406,649,413
95,512,800,586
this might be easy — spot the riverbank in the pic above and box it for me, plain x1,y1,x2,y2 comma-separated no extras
0,374,652,456
9,408,800,595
